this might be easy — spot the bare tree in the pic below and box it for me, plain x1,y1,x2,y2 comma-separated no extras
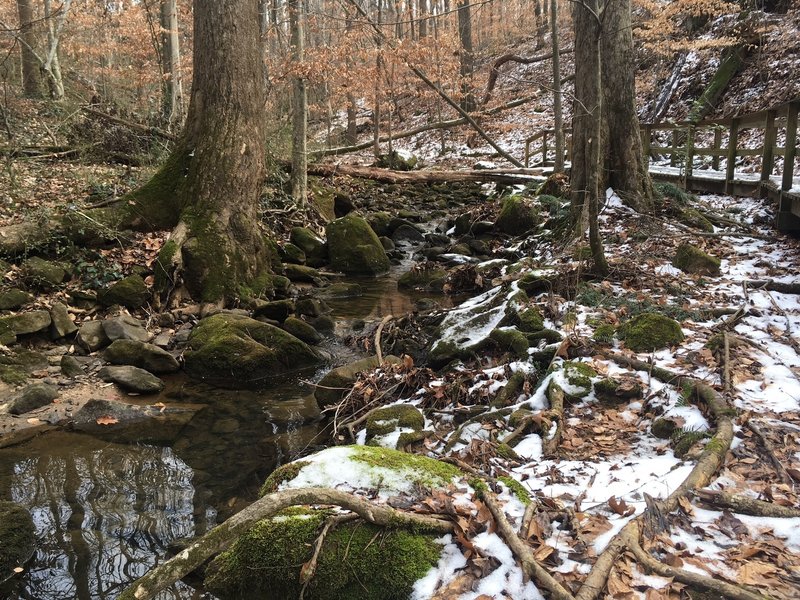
551,0,564,173
289,0,308,203
41,0,70,100
160,0,184,127
16,0,41,97
457,0,475,112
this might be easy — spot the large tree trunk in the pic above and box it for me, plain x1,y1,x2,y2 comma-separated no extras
289,0,308,204
600,0,652,212
16,0,41,97
551,0,564,173
129,0,269,305
42,0,68,101
160,0,185,128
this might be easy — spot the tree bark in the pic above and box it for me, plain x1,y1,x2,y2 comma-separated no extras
457,0,475,112
127,0,269,304
551,0,564,173
160,0,184,128
16,0,41,97
600,0,652,211
42,0,68,101
289,0,308,204
418,0,428,38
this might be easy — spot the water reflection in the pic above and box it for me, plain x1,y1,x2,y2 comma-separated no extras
1,433,208,600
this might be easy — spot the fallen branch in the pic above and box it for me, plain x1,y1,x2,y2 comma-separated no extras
745,419,794,486
542,380,565,457
117,487,453,600
626,521,771,600
299,513,359,598
480,489,576,600
742,280,800,295
82,106,176,142
481,48,574,107
694,489,800,518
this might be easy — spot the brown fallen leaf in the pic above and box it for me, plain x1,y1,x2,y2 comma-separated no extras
95,415,119,426
609,496,636,517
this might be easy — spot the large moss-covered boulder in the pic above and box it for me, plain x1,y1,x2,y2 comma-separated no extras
315,355,401,410
0,501,35,577
326,214,390,276
103,340,180,374
21,257,68,290
98,275,149,309
619,313,684,353
290,227,328,267
495,195,539,235
205,510,440,600
185,313,322,387
672,243,721,276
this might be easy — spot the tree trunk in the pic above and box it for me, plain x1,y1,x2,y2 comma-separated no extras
16,0,41,97
128,0,269,305
457,0,475,112
42,0,68,101
418,0,428,38
551,0,564,173
289,0,308,204
600,0,652,212
160,0,184,127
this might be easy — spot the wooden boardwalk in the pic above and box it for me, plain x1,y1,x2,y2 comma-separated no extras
524,99,800,232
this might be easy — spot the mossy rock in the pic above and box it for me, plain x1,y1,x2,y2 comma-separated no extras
593,323,616,344
0,501,35,576
593,377,643,405
280,242,306,265
516,306,544,332
98,274,150,309
205,509,439,600
397,264,447,291
536,173,570,198
0,289,33,311
365,405,424,447
517,271,557,296
283,264,319,283
550,361,597,401
490,328,529,359
367,211,392,237
376,149,418,171
8,382,59,415
0,311,51,336
672,243,721,276
253,299,294,322
0,350,47,385
103,340,180,374
20,257,68,290
495,195,538,235
677,208,714,232
509,408,534,428
315,355,401,410
185,314,322,387
290,227,328,267
619,313,684,353
282,316,322,345
260,461,311,495
651,418,678,439
326,214,390,276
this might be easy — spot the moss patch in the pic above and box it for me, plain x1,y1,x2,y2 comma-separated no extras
516,306,544,332
495,195,538,235
490,328,530,359
350,446,461,488
260,461,311,496
593,323,616,344
326,213,390,276
205,510,440,600
619,313,684,353
498,476,531,505
0,501,35,575
672,243,721,276
366,405,425,438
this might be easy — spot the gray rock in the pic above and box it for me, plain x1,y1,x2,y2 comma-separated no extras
98,365,165,394
253,299,295,322
98,275,149,309
50,302,78,339
392,224,425,244
283,264,319,283
102,315,150,343
77,321,111,352
290,227,328,267
0,311,51,336
21,257,67,290
0,288,33,311
315,355,402,410
60,355,84,377
295,298,329,318
103,340,180,374
8,383,59,415
152,332,172,348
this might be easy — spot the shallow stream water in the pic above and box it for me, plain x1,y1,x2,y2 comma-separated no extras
0,270,454,600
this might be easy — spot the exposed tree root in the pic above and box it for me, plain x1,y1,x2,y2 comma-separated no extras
480,489,576,600
117,487,453,600
626,521,772,600
299,513,359,599
694,489,800,518
542,380,565,457
745,419,794,486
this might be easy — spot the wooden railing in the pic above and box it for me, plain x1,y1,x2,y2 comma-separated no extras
523,99,799,195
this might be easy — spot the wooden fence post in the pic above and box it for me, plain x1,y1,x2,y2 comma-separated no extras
541,132,549,166
712,128,722,171
684,126,695,184
641,124,652,160
725,118,739,195
761,109,777,184
670,129,679,167
782,101,798,192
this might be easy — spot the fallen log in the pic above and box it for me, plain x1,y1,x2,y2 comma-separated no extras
306,163,544,185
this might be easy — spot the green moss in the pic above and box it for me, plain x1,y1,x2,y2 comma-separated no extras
525,328,563,344
593,323,616,344
469,477,489,496
0,501,35,575
688,46,744,123
495,443,522,461
655,182,695,205
260,461,311,496
428,339,459,367
703,436,729,456
509,408,534,428
672,244,721,276
517,306,544,332
489,328,530,359
350,446,461,488
492,372,527,408
398,265,447,290
651,418,678,439
153,240,179,293
206,510,440,600
366,405,424,438
326,213,390,276
677,208,714,232
498,476,531,505
672,429,709,458
619,313,684,353
564,361,596,387
495,195,539,235
98,274,149,309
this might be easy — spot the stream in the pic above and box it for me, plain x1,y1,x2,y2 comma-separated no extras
0,269,455,600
